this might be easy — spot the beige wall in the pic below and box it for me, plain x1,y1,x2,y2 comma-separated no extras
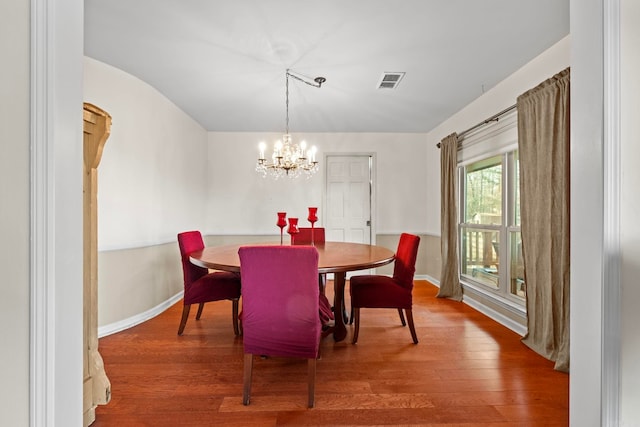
204,233,439,279
98,243,183,326
97,232,441,333
375,234,441,279
0,1,30,424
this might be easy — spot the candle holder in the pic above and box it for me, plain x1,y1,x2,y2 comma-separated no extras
287,217,300,244
307,207,318,245
276,212,287,245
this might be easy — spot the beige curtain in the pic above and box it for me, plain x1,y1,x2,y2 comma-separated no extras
437,133,463,301
517,68,570,372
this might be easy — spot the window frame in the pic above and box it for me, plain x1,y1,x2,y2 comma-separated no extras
458,149,523,306
455,109,524,309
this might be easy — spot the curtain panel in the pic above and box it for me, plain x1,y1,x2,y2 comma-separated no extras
437,133,463,301
517,68,570,372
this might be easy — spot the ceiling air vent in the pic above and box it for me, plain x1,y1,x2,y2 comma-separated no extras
377,72,405,89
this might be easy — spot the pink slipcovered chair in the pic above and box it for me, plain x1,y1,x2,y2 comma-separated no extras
177,231,241,336
349,233,421,344
238,245,321,408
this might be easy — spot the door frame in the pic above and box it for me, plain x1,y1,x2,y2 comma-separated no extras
322,152,377,245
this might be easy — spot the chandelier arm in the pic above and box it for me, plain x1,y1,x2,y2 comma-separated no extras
286,70,325,88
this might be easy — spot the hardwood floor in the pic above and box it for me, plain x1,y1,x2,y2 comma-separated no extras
93,281,568,426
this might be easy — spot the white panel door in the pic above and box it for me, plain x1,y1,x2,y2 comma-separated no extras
325,155,371,243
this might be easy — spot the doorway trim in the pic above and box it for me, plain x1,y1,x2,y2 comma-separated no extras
31,0,85,425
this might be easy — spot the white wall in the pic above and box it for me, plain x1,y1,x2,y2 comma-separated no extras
206,132,429,236
570,0,606,424
620,0,640,423
84,57,210,250
424,36,570,236
84,57,210,328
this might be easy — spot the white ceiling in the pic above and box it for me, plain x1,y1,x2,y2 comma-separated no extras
84,1,569,133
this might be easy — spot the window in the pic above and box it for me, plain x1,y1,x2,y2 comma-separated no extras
459,150,524,303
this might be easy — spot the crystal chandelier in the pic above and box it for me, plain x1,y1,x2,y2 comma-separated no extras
256,69,325,179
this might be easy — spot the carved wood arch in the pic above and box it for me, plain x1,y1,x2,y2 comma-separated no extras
83,103,112,426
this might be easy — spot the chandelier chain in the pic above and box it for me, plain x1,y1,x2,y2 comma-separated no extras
285,70,290,135
285,69,324,135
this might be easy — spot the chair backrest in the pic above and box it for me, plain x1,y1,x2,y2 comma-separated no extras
239,245,321,359
291,227,325,245
393,233,421,289
177,231,208,286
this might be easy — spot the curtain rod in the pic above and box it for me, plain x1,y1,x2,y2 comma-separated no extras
436,104,517,148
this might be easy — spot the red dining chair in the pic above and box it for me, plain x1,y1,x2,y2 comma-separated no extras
349,233,421,344
291,227,325,245
292,227,327,295
291,227,334,330
239,245,321,408
177,231,241,336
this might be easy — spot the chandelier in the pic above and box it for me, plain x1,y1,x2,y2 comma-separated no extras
256,69,326,179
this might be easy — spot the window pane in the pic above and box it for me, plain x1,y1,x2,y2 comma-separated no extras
464,155,502,225
509,231,525,298
461,226,499,289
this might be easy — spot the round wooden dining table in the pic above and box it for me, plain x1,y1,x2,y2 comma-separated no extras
189,241,395,342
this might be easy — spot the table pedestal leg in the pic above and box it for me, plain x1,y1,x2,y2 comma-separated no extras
332,272,348,342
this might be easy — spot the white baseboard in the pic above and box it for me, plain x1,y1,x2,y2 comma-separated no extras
415,274,438,283
99,275,526,338
415,275,526,337
98,292,184,338
461,295,526,336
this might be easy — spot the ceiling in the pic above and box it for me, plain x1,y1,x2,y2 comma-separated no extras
84,1,569,133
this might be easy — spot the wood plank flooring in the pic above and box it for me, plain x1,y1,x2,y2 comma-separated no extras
93,281,568,426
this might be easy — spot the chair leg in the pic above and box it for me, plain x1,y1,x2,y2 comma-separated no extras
307,358,317,408
348,282,354,324
195,302,205,320
342,300,348,326
352,308,360,344
398,308,407,326
243,353,253,405
177,304,191,335
232,299,240,336
406,309,418,344
349,301,354,324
